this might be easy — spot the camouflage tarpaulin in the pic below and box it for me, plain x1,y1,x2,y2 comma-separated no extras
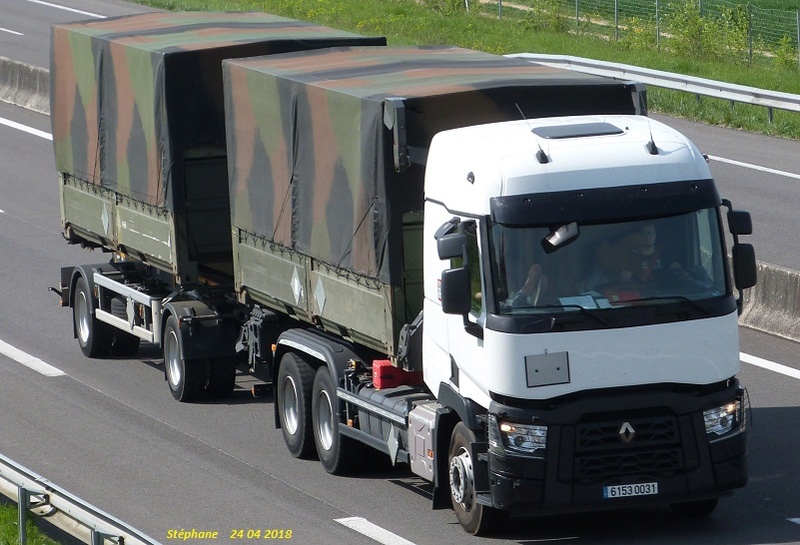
50,12,386,211
224,46,642,283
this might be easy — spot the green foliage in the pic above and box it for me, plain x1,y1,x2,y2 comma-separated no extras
665,1,754,64
521,0,569,33
617,16,658,52
716,4,752,64
773,35,800,71
666,0,717,59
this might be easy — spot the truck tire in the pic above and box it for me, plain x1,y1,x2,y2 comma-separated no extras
73,276,113,358
448,422,506,535
312,366,362,475
277,352,316,459
163,315,204,402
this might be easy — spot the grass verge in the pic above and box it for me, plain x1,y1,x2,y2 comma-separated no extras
132,0,800,139
0,503,60,545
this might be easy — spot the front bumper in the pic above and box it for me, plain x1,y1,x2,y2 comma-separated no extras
486,381,747,513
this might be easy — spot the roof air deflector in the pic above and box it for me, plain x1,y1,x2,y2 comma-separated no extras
532,122,624,140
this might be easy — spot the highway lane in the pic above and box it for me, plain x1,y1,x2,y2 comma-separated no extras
3,94,800,545
2,2,800,543
2,0,145,68
652,114,800,271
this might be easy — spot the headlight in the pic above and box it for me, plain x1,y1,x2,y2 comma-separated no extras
703,400,744,439
488,414,547,458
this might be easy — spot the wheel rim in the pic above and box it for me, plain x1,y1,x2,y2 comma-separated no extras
282,375,300,435
316,389,334,451
75,290,91,344
166,330,182,388
449,447,475,510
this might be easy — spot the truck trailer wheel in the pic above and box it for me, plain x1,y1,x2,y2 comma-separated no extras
73,276,113,358
448,422,506,535
277,352,315,459
163,315,204,402
312,366,362,475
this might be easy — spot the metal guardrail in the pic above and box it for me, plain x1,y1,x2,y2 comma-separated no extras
508,53,800,121
0,452,161,545
5,52,800,122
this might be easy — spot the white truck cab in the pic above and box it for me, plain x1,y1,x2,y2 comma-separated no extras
423,115,753,530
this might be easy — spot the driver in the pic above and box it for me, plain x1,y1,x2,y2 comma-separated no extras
594,222,688,286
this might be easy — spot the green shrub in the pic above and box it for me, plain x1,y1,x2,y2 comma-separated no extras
521,0,569,33
773,35,800,71
617,16,658,52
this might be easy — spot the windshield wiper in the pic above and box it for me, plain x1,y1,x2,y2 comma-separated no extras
626,295,709,314
537,304,611,327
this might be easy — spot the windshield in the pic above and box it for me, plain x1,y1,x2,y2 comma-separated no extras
490,209,728,315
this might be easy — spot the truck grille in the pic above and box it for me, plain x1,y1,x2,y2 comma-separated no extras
577,415,679,451
571,415,684,483
576,448,683,480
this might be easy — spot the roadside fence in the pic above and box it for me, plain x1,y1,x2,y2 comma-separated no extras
458,0,800,68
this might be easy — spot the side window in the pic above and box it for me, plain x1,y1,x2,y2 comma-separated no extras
465,222,482,314
450,221,483,315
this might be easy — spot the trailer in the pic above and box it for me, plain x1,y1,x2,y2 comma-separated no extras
52,13,757,535
50,12,384,396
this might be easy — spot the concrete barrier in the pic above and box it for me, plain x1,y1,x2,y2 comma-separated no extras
0,56,49,115
740,261,800,343
0,57,797,342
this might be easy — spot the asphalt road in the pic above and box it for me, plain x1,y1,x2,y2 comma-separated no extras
651,113,800,270
1,1,800,544
2,0,143,67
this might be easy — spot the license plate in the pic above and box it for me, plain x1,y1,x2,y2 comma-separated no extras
603,482,658,499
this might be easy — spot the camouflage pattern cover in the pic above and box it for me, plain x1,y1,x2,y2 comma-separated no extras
224,46,643,284
50,11,386,211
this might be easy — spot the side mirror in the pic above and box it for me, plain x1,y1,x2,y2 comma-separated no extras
728,210,753,236
437,232,467,260
440,268,471,315
732,243,757,290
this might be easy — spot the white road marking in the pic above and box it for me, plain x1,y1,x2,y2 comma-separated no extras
0,117,52,140
0,27,24,36
23,0,105,18
335,517,418,545
789,518,800,525
708,155,800,180
0,340,65,377
741,352,800,380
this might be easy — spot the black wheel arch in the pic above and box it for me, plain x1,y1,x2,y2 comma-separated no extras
161,299,239,359
66,263,115,338
432,382,489,509
437,381,485,432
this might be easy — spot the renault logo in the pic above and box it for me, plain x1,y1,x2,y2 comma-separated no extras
619,421,636,443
